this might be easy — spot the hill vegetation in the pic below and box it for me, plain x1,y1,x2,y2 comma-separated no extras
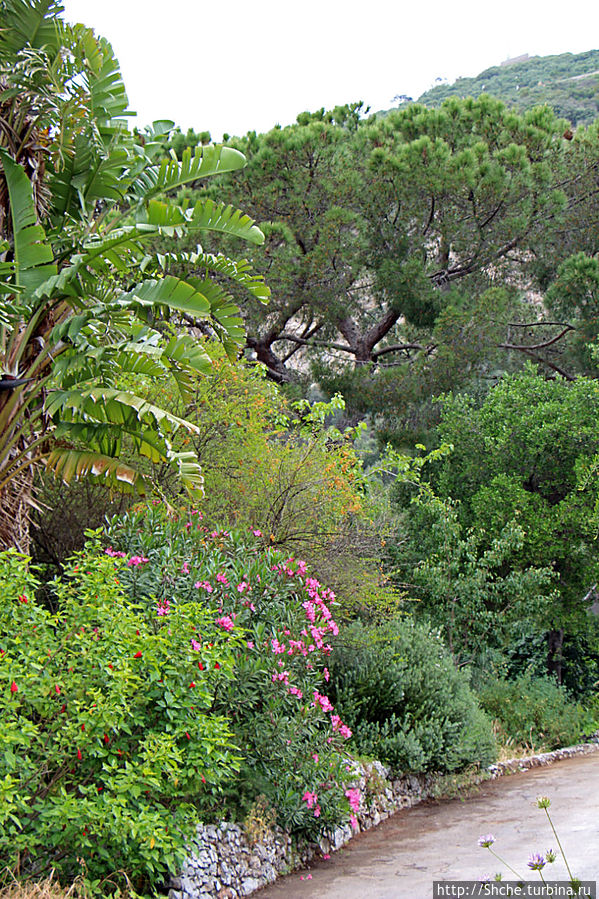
411,49,599,125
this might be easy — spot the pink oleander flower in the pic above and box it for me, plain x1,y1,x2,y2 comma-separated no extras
181,561,190,574
345,788,361,813
313,691,334,712
237,581,249,594
127,555,149,567
215,615,235,632
251,528,263,537
350,814,359,830
157,599,171,616
216,572,229,585
246,641,255,649
323,667,330,682
191,639,202,652
105,546,126,558
312,753,319,763
302,790,318,809
195,581,213,593
338,724,352,739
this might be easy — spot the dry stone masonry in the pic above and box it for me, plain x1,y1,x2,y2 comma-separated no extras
168,740,599,899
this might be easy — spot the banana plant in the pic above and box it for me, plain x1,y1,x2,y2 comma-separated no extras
0,0,269,551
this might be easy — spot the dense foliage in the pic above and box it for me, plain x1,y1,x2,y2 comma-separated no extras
0,0,268,552
103,505,356,839
327,618,496,773
3,3,599,896
0,544,241,888
479,673,589,750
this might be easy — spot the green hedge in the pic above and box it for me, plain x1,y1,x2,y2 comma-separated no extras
479,672,590,750
328,617,496,773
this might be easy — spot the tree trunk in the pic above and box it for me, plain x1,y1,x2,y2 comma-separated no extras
0,461,33,554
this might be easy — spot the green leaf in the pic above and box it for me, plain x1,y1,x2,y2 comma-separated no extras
130,145,248,202
0,150,58,294
117,276,211,319
44,448,148,493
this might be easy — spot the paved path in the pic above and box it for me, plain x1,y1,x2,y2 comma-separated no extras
258,754,599,899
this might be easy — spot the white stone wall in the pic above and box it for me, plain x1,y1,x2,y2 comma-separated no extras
168,741,599,899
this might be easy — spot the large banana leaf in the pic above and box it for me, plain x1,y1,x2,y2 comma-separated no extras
45,448,149,493
140,249,270,304
129,145,248,202
45,387,201,436
0,0,63,58
142,197,264,245
73,26,130,135
0,150,57,295
45,446,204,497
116,275,212,319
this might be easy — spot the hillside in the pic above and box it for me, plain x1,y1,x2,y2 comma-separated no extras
412,49,599,125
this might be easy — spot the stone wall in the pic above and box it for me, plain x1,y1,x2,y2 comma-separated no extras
168,740,599,899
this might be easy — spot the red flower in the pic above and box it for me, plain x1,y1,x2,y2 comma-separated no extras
185,732,191,740
54,685,61,695
10,681,18,693
108,663,113,670
103,733,110,744
60,704,66,713
81,724,85,731
189,681,196,688
77,749,82,760
198,661,204,670
133,651,142,659
214,662,220,669
201,775,206,783
18,594,28,603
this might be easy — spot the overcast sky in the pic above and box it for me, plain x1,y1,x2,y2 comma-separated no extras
61,0,598,140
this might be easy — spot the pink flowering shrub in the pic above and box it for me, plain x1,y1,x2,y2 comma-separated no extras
0,544,241,889
105,503,355,838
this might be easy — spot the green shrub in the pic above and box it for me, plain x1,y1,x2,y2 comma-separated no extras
478,672,590,751
104,504,355,840
0,544,241,890
327,618,496,773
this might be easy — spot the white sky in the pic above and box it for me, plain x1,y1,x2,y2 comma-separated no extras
61,0,598,141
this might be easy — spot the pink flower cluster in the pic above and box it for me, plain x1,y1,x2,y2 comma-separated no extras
104,547,126,558
302,790,321,818
331,714,352,740
215,615,235,632
127,555,149,567
195,581,213,593
345,787,361,813
156,599,171,617
312,690,334,713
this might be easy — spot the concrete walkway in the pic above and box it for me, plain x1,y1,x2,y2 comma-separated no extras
258,753,599,899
